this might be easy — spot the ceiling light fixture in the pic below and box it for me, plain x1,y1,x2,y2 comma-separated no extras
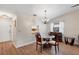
42,10,49,24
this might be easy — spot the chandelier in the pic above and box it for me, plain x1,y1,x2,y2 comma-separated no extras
42,10,49,24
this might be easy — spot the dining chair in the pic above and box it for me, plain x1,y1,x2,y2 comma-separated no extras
48,34,59,54
35,32,46,52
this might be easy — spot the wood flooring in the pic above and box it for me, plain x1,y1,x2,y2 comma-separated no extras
0,41,79,55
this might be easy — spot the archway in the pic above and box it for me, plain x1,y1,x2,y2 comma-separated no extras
0,11,16,42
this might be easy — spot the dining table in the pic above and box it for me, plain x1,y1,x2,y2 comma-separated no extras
42,35,55,48
43,35,55,41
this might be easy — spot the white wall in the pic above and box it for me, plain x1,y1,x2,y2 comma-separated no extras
48,10,79,44
14,15,35,47
14,15,48,48
0,20,11,42
35,17,49,37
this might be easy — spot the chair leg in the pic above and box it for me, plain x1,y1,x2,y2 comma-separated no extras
36,44,38,51
58,45,59,54
55,45,57,54
40,44,43,53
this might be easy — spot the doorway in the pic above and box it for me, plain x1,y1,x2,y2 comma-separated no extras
0,19,11,42
0,16,16,42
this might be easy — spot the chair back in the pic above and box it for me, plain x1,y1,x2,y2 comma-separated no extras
48,32,62,42
48,32,60,45
35,32,42,42
55,35,60,44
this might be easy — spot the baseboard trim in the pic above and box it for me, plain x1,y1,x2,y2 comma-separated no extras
15,41,35,48
0,40,12,43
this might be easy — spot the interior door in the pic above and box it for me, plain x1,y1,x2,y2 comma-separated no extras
0,20,11,42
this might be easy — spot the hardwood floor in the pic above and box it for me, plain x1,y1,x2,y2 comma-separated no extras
0,41,79,55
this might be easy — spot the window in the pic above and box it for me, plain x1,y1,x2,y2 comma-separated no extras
50,22,64,34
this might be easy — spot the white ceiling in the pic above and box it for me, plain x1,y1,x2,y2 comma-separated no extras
0,4,78,19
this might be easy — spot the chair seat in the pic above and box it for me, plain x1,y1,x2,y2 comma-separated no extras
48,40,56,44
48,40,59,45
38,41,46,44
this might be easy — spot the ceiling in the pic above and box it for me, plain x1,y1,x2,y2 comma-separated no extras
0,4,78,19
